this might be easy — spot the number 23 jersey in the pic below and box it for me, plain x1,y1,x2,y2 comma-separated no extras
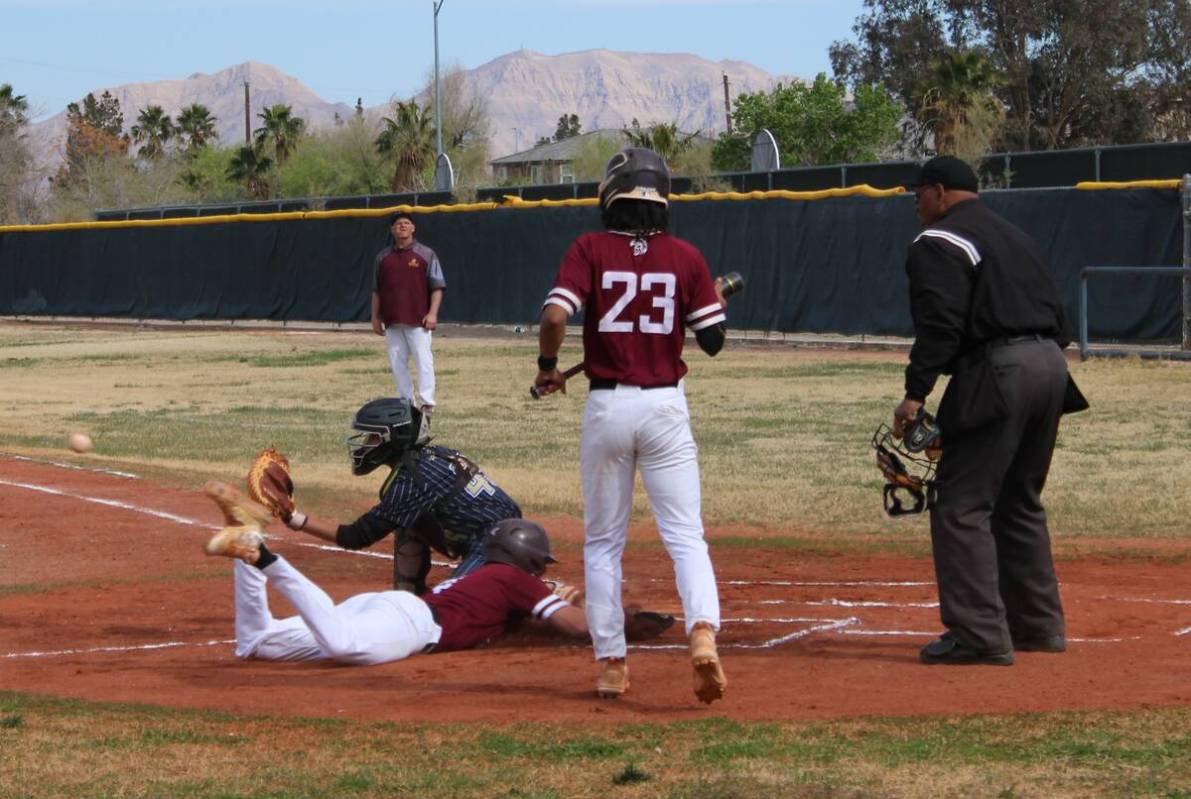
544,231,725,386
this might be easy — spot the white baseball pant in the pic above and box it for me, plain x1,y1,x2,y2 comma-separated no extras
385,324,436,408
232,557,441,665
580,383,721,660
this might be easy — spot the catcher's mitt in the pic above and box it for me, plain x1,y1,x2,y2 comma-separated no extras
246,447,295,520
624,609,676,641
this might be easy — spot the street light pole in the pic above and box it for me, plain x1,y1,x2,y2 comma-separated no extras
433,0,444,159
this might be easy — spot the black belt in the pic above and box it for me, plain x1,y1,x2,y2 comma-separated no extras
589,378,678,391
422,603,441,654
989,333,1050,348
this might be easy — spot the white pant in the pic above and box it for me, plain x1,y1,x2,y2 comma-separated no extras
385,325,436,408
580,383,721,659
232,557,441,665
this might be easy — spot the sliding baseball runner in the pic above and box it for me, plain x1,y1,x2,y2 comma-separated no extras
535,146,736,704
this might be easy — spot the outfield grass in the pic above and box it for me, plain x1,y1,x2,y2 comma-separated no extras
0,693,1187,798
0,324,1186,541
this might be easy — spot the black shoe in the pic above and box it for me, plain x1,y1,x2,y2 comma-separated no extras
1012,634,1066,653
919,632,1014,666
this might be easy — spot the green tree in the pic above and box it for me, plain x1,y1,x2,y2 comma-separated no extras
57,91,129,189
226,145,273,199
1144,0,1191,140
711,74,903,171
375,99,435,192
554,113,582,141
831,0,1162,150
623,120,699,163
276,117,389,199
177,104,218,153
0,84,37,223
253,104,305,166
916,50,1003,158
131,105,176,160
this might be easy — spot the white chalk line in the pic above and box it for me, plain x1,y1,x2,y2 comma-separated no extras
722,579,933,587
3,453,139,480
1175,627,1191,637
4,639,234,659
0,476,460,566
1098,596,1191,605
807,598,940,609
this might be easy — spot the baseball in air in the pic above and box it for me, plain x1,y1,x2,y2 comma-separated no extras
68,432,94,454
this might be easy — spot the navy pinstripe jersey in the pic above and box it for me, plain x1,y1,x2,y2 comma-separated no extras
370,446,521,557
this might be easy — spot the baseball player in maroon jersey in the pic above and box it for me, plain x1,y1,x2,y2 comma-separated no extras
534,147,729,704
203,489,587,665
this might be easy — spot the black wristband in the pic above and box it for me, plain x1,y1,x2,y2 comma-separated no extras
537,355,558,372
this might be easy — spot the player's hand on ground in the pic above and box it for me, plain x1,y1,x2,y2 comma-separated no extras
534,369,566,396
546,580,584,606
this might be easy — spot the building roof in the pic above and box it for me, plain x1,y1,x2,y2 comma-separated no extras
489,129,626,166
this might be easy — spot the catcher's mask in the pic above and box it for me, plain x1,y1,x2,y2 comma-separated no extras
347,398,430,476
872,412,941,516
598,147,671,211
483,519,557,577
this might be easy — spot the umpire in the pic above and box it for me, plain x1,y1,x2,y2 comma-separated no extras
892,155,1088,666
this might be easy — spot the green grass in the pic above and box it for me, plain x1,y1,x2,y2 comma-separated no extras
0,325,1186,538
0,693,1186,798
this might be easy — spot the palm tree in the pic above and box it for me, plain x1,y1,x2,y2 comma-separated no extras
623,121,699,163
916,50,1003,156
131,105,176,160
374,100,435,192
226,145,273,199
253,104,305,165
0,83,29,135
177,104,218,153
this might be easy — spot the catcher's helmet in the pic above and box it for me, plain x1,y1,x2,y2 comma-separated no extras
483,519,557,576
871,412,941,516
346,398,430,476
598,147,671,211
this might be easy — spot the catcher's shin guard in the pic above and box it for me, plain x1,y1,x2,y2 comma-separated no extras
690,622,726,704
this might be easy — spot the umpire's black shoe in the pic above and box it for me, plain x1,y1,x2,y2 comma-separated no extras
1012,634,1067,653
919,632,1014,666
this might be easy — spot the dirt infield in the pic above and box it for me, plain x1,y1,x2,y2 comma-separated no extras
1,453,1188,724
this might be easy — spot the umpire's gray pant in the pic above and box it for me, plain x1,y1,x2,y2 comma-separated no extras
930,338,1068,653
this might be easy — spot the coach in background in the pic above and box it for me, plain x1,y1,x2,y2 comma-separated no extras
372,212,445,415
893,155,1088,667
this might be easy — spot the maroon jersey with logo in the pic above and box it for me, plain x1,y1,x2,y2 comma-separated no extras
544,231,725,386
374,241,446,327
423,563,567,652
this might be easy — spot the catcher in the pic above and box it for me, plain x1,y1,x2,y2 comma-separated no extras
247,397,521,595
204,483,674,665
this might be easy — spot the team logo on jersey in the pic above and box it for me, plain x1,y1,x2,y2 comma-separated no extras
630,237,648,256
407,257,420,268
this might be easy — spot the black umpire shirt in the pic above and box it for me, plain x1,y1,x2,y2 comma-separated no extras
904,198,1070,402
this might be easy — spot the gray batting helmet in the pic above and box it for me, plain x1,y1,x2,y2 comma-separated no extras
483,519,557,576
598,147,670,210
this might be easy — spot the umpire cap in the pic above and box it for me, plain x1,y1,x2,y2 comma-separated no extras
910,155,979,193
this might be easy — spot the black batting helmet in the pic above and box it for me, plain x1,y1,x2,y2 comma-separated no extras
598,147,670,211
483,519,557,576
346,398,430,476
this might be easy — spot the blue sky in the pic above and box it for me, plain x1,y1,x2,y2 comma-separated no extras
3,0,867,122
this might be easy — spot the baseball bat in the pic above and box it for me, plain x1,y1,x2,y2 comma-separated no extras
529,273,744,400
530,361,585,399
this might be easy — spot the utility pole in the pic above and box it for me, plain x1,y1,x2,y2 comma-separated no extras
243,81,251,144
722,73,732,134
433,0,445,159
1183,174,1190,350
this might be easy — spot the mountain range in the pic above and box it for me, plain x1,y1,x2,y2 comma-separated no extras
28,49,791,171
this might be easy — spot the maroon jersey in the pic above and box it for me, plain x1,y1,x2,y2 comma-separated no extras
374,241,446,327
544,231,725,386
423,563,567,652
